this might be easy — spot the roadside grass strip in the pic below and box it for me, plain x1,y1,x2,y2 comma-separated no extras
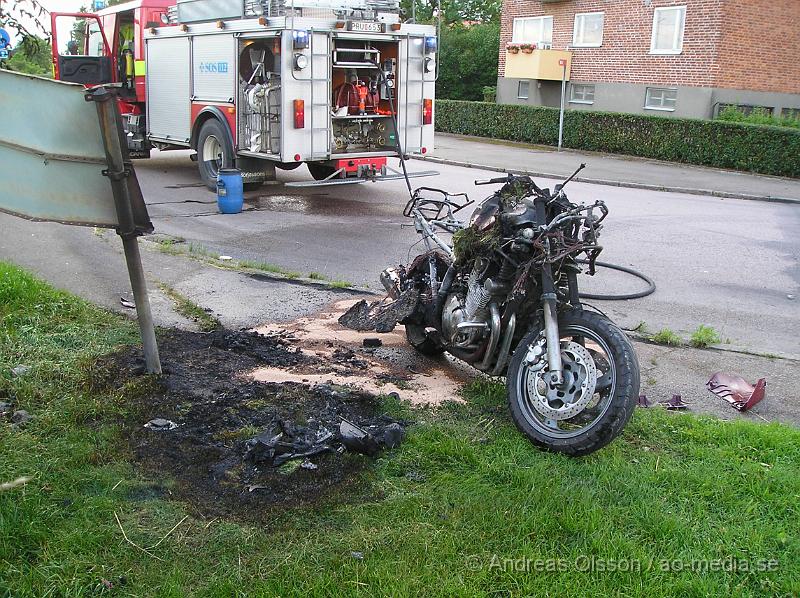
1,261,798,596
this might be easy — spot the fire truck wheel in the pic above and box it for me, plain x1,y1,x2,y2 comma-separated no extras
307,163,337,181
197,119,234,191
275,162,302,171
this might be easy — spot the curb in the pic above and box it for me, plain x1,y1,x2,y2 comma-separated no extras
142,236,378,296
244,270,377,296
413,155,800,205
625,330,800,362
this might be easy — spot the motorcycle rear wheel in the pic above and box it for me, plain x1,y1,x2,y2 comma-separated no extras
507,309,639,456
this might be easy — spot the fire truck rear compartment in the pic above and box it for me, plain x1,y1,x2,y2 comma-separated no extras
329,39,400,156
238,35,402,161
238,36,283,157
145,19,434,181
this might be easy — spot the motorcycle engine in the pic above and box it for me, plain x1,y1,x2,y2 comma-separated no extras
441,261,494,349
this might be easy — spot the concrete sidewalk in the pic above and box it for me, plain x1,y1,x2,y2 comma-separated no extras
417,133,800,203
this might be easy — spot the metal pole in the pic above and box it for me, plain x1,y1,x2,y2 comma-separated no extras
120,235,161,373
90,87,162,374
558,62,566,151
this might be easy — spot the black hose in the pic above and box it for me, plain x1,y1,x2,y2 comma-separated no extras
575,259,656,300
372,62,413,199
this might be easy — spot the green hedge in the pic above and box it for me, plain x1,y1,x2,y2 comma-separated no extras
435,99,800,178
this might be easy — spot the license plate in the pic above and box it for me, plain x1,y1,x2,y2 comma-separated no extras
349,21,383,33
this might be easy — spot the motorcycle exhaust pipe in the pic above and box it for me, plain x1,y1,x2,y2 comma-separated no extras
492,312,516,376
432,265,456,320
479,303,502,371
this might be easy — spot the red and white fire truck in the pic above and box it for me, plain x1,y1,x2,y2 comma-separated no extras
50,0,437,189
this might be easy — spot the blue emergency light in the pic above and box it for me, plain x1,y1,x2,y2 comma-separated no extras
424,36,437,54
292,30,309,50
92,0,107,11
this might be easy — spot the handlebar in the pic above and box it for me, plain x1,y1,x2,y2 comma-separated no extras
474,176,511,186
474,173,546,198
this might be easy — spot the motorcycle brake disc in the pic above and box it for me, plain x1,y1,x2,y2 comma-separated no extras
525,341,598,421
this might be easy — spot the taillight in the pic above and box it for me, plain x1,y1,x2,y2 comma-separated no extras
422,98,433,125
293,99,305,129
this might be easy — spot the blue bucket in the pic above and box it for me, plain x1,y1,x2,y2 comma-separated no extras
216,168,244,214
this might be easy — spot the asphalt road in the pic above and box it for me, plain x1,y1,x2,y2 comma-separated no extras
2,149,798,356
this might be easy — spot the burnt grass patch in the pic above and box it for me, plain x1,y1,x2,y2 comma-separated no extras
88,328,407,522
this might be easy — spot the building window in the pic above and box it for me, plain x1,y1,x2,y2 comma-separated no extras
782,107,800,120
512,16,553,46
717,103,774,117
517,80,530,99
572,12,604,47
645,87,678,111
650,6,686,54
569,84,595,104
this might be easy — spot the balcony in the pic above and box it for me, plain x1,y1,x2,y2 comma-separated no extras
504,49,572,81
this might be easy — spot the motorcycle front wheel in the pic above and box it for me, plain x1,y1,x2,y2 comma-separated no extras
507,309,639,456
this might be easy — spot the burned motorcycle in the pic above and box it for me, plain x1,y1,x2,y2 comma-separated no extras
378,167,640,456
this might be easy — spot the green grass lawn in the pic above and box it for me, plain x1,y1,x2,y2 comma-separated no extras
1,261,798,597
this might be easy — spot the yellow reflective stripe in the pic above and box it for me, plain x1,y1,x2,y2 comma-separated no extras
134,60,146,76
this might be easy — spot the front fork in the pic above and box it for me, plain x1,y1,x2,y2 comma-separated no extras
540,258,564,385
533,191,564,384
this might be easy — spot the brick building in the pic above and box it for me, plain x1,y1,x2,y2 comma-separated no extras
496,0,800,119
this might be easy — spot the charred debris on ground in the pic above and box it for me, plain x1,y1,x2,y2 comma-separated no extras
89,328,409,520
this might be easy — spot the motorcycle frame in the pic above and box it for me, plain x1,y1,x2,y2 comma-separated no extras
404,178,601,379
404,187,469,299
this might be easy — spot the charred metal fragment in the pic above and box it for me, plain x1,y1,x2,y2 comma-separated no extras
338,288,419,333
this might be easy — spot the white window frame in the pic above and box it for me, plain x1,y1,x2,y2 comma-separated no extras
569,83,595,105
512,16,554,45
572,12,604,48
517,80,530,100
650,6,686,55
644,87,678,111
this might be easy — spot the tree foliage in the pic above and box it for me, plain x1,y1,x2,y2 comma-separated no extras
5,35,51,75
436,23,499,101
400,0,501,24
0,0,49,40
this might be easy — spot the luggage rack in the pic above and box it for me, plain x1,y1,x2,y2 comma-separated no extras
172,0,400,23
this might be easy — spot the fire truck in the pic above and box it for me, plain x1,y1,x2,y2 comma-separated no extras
50,0,437,189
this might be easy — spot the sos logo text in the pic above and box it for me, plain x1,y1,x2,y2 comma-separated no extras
199,62,229,73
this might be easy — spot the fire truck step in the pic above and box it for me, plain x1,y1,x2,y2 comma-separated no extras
286,178,368,187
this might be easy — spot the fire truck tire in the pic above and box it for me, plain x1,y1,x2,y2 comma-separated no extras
197,119,234,191
307,163,337,181
275,162,302,171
